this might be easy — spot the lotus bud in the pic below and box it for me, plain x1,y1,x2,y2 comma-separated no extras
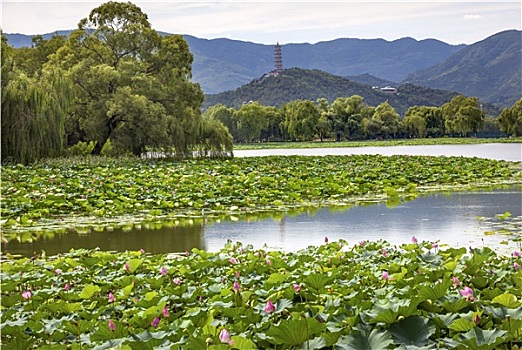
398,316,404,321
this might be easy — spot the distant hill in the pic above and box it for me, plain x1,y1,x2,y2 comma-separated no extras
5,31,464,95
202,68,496,116
345,74,396,87
404,30,521,108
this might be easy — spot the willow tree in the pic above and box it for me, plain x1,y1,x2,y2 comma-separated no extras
1,36,73,164
441,95,484,137
48,1,227,156
498,98,522,137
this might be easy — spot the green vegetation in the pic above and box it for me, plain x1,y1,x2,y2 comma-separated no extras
205,94,520,143
2,1,232,164
2,155,520,242
2,240,522,348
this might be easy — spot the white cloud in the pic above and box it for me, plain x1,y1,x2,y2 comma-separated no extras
464,14,485,20
1,1,520,45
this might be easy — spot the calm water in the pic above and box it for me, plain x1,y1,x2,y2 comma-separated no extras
234,143,522,161
4,189,521,257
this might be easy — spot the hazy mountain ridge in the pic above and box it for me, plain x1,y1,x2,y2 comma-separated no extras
5,30,519,107
404,30,521,108
5,31,464,94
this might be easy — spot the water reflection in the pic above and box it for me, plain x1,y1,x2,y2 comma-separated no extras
203,190,521,252
4,189,521,257
4,224,205,257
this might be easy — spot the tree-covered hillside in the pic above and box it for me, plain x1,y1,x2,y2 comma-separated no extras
204,68,497,116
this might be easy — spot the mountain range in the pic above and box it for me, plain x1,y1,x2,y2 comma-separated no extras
5,29,521,108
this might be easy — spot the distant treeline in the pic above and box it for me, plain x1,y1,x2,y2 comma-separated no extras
205,95,522,143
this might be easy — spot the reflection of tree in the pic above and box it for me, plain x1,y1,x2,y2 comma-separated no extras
5,224,206,258
278,217,286,244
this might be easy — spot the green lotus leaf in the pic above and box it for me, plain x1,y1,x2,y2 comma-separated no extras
418,279,452,302
266,315,325,346
449,318,475,332
389,316,435,346
459,327,507,350
491,293,521,308
78,285,100,300
336,329,393,350
304,273,332,291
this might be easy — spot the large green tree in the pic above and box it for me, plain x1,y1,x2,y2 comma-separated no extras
330,96,372,140
234,102,269,142
441,95,485,137
48,1,224,156
498,98,522,137
280,100,319,141
368,101,401,139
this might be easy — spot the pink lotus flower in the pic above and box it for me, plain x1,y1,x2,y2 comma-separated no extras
140,249,145,254
514,262,521,270
108,319,116,332
382,249,388,257
22,290,32,299
162,306,170,318
229,257,238,264
219,329,234,345
452,276,460,287
233,281,240,292
151,316,160,327
108,292,116,303
324,237,328,243
359,241,365,247
235,270,240,278
264,300,275,313
55,269,62,275
513,251,521,257
64,283,70,291
266,259,272,266
432,243,438,249
382,271,389,280
412,236,418,244
459,286,476,301
124,263,130,271
293,283,301,292
161,267,168,276
172,277,181,285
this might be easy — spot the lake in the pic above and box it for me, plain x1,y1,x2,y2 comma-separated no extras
234,143,522,161
4,188,520,257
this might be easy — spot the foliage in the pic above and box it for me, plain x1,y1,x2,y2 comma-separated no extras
1,35,74,164
1,155,520,241
498,98,522,137
442,95,485,136
1,240,521,348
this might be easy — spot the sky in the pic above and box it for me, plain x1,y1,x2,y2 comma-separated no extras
1,1,521,45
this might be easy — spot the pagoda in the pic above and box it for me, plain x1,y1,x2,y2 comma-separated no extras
274,42,283,74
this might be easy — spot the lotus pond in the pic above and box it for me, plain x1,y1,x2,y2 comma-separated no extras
1,154,522,349
2,241,522,349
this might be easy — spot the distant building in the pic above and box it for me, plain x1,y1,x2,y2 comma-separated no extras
265,42,283,77
379,86,398,94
